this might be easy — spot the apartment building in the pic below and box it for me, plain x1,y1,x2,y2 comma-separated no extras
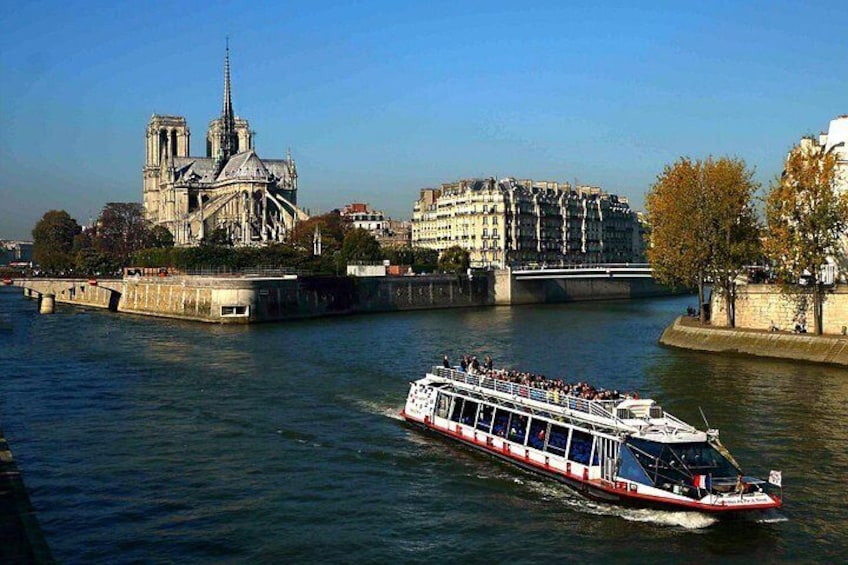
412,177,639,268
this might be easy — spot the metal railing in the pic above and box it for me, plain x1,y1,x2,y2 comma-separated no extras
431,366,621,422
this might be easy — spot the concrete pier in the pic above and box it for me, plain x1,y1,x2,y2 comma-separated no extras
38,294,55,314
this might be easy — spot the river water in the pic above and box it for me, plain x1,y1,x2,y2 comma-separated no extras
1,287,846,563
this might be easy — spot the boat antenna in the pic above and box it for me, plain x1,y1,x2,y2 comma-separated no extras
698,406,711,429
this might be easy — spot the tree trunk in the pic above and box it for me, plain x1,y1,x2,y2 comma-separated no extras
814,282,823,335
698,279,706,324
725,281,735,328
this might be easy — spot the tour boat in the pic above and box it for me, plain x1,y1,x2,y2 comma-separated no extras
402,366,783,515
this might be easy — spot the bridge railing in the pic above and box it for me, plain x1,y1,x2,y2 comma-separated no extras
511,262,650,272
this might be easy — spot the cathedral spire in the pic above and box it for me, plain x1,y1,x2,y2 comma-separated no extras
217,38,238,166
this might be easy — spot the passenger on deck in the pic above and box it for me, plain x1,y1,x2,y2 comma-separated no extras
736,474,746,494
443,355,450,368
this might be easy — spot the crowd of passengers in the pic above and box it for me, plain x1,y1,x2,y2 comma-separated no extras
443,354,637,402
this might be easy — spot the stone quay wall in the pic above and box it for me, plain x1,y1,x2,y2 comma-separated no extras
19,269,676,323
0,428,54,563
711,284,848,335
660,316,848,367
36,274,491,323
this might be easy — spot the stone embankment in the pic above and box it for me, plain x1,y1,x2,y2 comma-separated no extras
11,270,675,324
660,316,848,367
0,429,54,563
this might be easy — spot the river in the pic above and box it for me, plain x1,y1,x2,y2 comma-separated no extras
1,287,846,563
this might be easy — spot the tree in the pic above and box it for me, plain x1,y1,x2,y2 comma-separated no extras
32,210,82,273
204,227,232,247
411,247,439,273
646,158,710,321
96,203,152,266
290,211,348,255
646,157,760,325
340,228,383,266
148,225,175,248
700,157,761,327
75,247,117,276
764,142,848,335
438,245,470,274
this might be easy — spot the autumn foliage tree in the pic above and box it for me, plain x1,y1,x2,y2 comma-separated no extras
646,157,760,325
764,142,848,335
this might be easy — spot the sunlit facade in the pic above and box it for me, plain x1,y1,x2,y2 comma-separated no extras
412,177,640,268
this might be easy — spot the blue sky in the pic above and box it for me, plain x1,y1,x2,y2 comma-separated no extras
1,1,846,239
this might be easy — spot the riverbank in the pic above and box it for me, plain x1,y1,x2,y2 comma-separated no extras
660,316,848,366
0,429,54,564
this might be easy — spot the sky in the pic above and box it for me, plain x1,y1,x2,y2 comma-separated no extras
1,1,846,240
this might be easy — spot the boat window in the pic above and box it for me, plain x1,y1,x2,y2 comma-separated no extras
493,409,511,437
435,393,451,419
508,414,528,444
568,430,595,465
625,438,739,493
476,404,494,432
545,424,568,457
618,445,653,485
528,419,548,450
449,398,464,423
460,400,479,426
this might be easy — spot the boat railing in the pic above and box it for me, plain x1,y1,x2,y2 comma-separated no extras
431,366,620,422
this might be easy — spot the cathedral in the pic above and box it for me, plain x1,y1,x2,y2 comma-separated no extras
142,46,308,246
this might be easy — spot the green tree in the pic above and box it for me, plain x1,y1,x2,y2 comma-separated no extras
411,247,439,273
764,142,848,335
32,210,82,273
204,227,232,247
438,245,470,274
646,157,760,325
384,246,415,266
340,228,383,266
148,225,175,248
75,247,117,276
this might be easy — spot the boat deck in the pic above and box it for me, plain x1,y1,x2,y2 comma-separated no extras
430,366,620,419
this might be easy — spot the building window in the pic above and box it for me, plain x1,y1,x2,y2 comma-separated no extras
221,305,249,317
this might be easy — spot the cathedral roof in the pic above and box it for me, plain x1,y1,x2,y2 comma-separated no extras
216,150,272,182
173,157,217,183
171,152,295,185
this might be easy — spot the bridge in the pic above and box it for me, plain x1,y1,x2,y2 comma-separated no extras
4,278,123,313
511,263,653,280
494,263,663,305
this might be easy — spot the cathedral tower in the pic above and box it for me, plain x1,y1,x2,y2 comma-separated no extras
143,115,190,220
